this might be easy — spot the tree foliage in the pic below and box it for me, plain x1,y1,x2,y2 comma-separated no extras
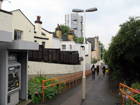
74,36,84,43
104,17,140,80
55,25,70,36
55,25,84,43
92,58,98,64
99,41,106,60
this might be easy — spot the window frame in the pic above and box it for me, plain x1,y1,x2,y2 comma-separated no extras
62,45,66,51
14,30,22,40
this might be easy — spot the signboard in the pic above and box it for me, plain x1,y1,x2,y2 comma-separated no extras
8,54,17,61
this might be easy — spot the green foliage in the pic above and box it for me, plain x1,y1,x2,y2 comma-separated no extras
105,17,140,80
131,82,140,90
74,36,84,43
28,76,65,104
99,41,106,60
119,82,140,105
92,58,98,64
55,25,70,36
60,25,70,36
54,25,84,43
103,50,109,65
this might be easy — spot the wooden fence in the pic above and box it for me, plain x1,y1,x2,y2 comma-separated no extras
28,45,79,64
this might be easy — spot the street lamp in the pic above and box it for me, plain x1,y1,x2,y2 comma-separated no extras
72,7,97,100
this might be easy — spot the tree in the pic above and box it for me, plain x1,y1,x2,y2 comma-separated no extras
99,41,105,60
105,17,140,80
74,37,84,43
55,25,84,43
92,58,98,64
55,25,70,36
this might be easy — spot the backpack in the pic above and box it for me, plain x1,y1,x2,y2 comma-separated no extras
92,68,95,72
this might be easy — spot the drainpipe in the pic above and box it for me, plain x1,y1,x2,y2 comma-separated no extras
0,0,2,9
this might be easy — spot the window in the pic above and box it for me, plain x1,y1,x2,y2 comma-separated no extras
70,45,72,50
62,45,66,51
14,30,22,40
42,42,45,47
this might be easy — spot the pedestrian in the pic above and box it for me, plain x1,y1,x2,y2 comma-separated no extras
91,65,95,79
96,65,99,75
102,66,106,75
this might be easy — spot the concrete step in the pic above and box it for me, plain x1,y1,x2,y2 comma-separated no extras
17,100,32,105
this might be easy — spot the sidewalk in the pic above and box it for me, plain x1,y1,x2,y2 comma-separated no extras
81,74,121,105
28,73,121,105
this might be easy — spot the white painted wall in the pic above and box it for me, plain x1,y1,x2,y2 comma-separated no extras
28,56,91,75
28,61,83,75
0,11,12,32
75,43,83,57
61,41,75,51
11,10,52,48
11,10,34,42
42,29,53,48
52,38,61,48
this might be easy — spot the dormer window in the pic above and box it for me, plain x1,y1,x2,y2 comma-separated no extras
14,30,22,40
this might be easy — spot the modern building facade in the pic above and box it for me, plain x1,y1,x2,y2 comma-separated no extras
65,13,83,38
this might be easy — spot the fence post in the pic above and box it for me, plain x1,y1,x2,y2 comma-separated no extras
65,77,66,90
76,74,77,84
69,75,71,88
123,85,124,105
42,81,45,101
73,74,74,86
131,89,133,105
59,78,61,93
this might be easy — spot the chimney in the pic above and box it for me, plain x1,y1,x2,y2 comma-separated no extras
34,16,42,37
68,30,74,41
0,0,3,9
56,24,62,39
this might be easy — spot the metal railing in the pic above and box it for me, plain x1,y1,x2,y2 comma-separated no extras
119,83,140,105
42,70,92,101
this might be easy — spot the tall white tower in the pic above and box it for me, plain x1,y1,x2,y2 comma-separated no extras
65,13,83,37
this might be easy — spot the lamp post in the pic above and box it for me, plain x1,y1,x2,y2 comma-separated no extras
72,7,97,100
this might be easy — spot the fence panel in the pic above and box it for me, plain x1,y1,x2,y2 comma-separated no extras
28,45,79,64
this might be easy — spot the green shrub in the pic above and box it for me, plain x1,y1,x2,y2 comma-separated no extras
119,81,140,105
28,76,65,104
92,58,97,64
131,82,140,90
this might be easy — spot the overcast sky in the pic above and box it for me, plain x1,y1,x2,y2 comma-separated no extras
2,0,140,49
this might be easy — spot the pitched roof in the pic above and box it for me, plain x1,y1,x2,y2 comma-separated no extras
11,9,34,26
61,36,70,41
11,9,53,34
42,28,53,34
86,37,95,51
53,33,70,41
0,9,12,15
53,33,59,38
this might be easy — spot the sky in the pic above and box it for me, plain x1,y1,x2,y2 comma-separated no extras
2,0,140,49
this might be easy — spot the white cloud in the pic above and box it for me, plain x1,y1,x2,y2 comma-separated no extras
2,0,140,49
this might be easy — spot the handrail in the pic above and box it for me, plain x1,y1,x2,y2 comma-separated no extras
119,83,140,105
42,70,92,101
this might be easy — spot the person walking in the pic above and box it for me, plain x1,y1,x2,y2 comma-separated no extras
91,65,95,79
102,66,106,75
96,65,99,75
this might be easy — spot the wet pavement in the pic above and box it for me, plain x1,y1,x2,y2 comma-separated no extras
28,73,121,105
